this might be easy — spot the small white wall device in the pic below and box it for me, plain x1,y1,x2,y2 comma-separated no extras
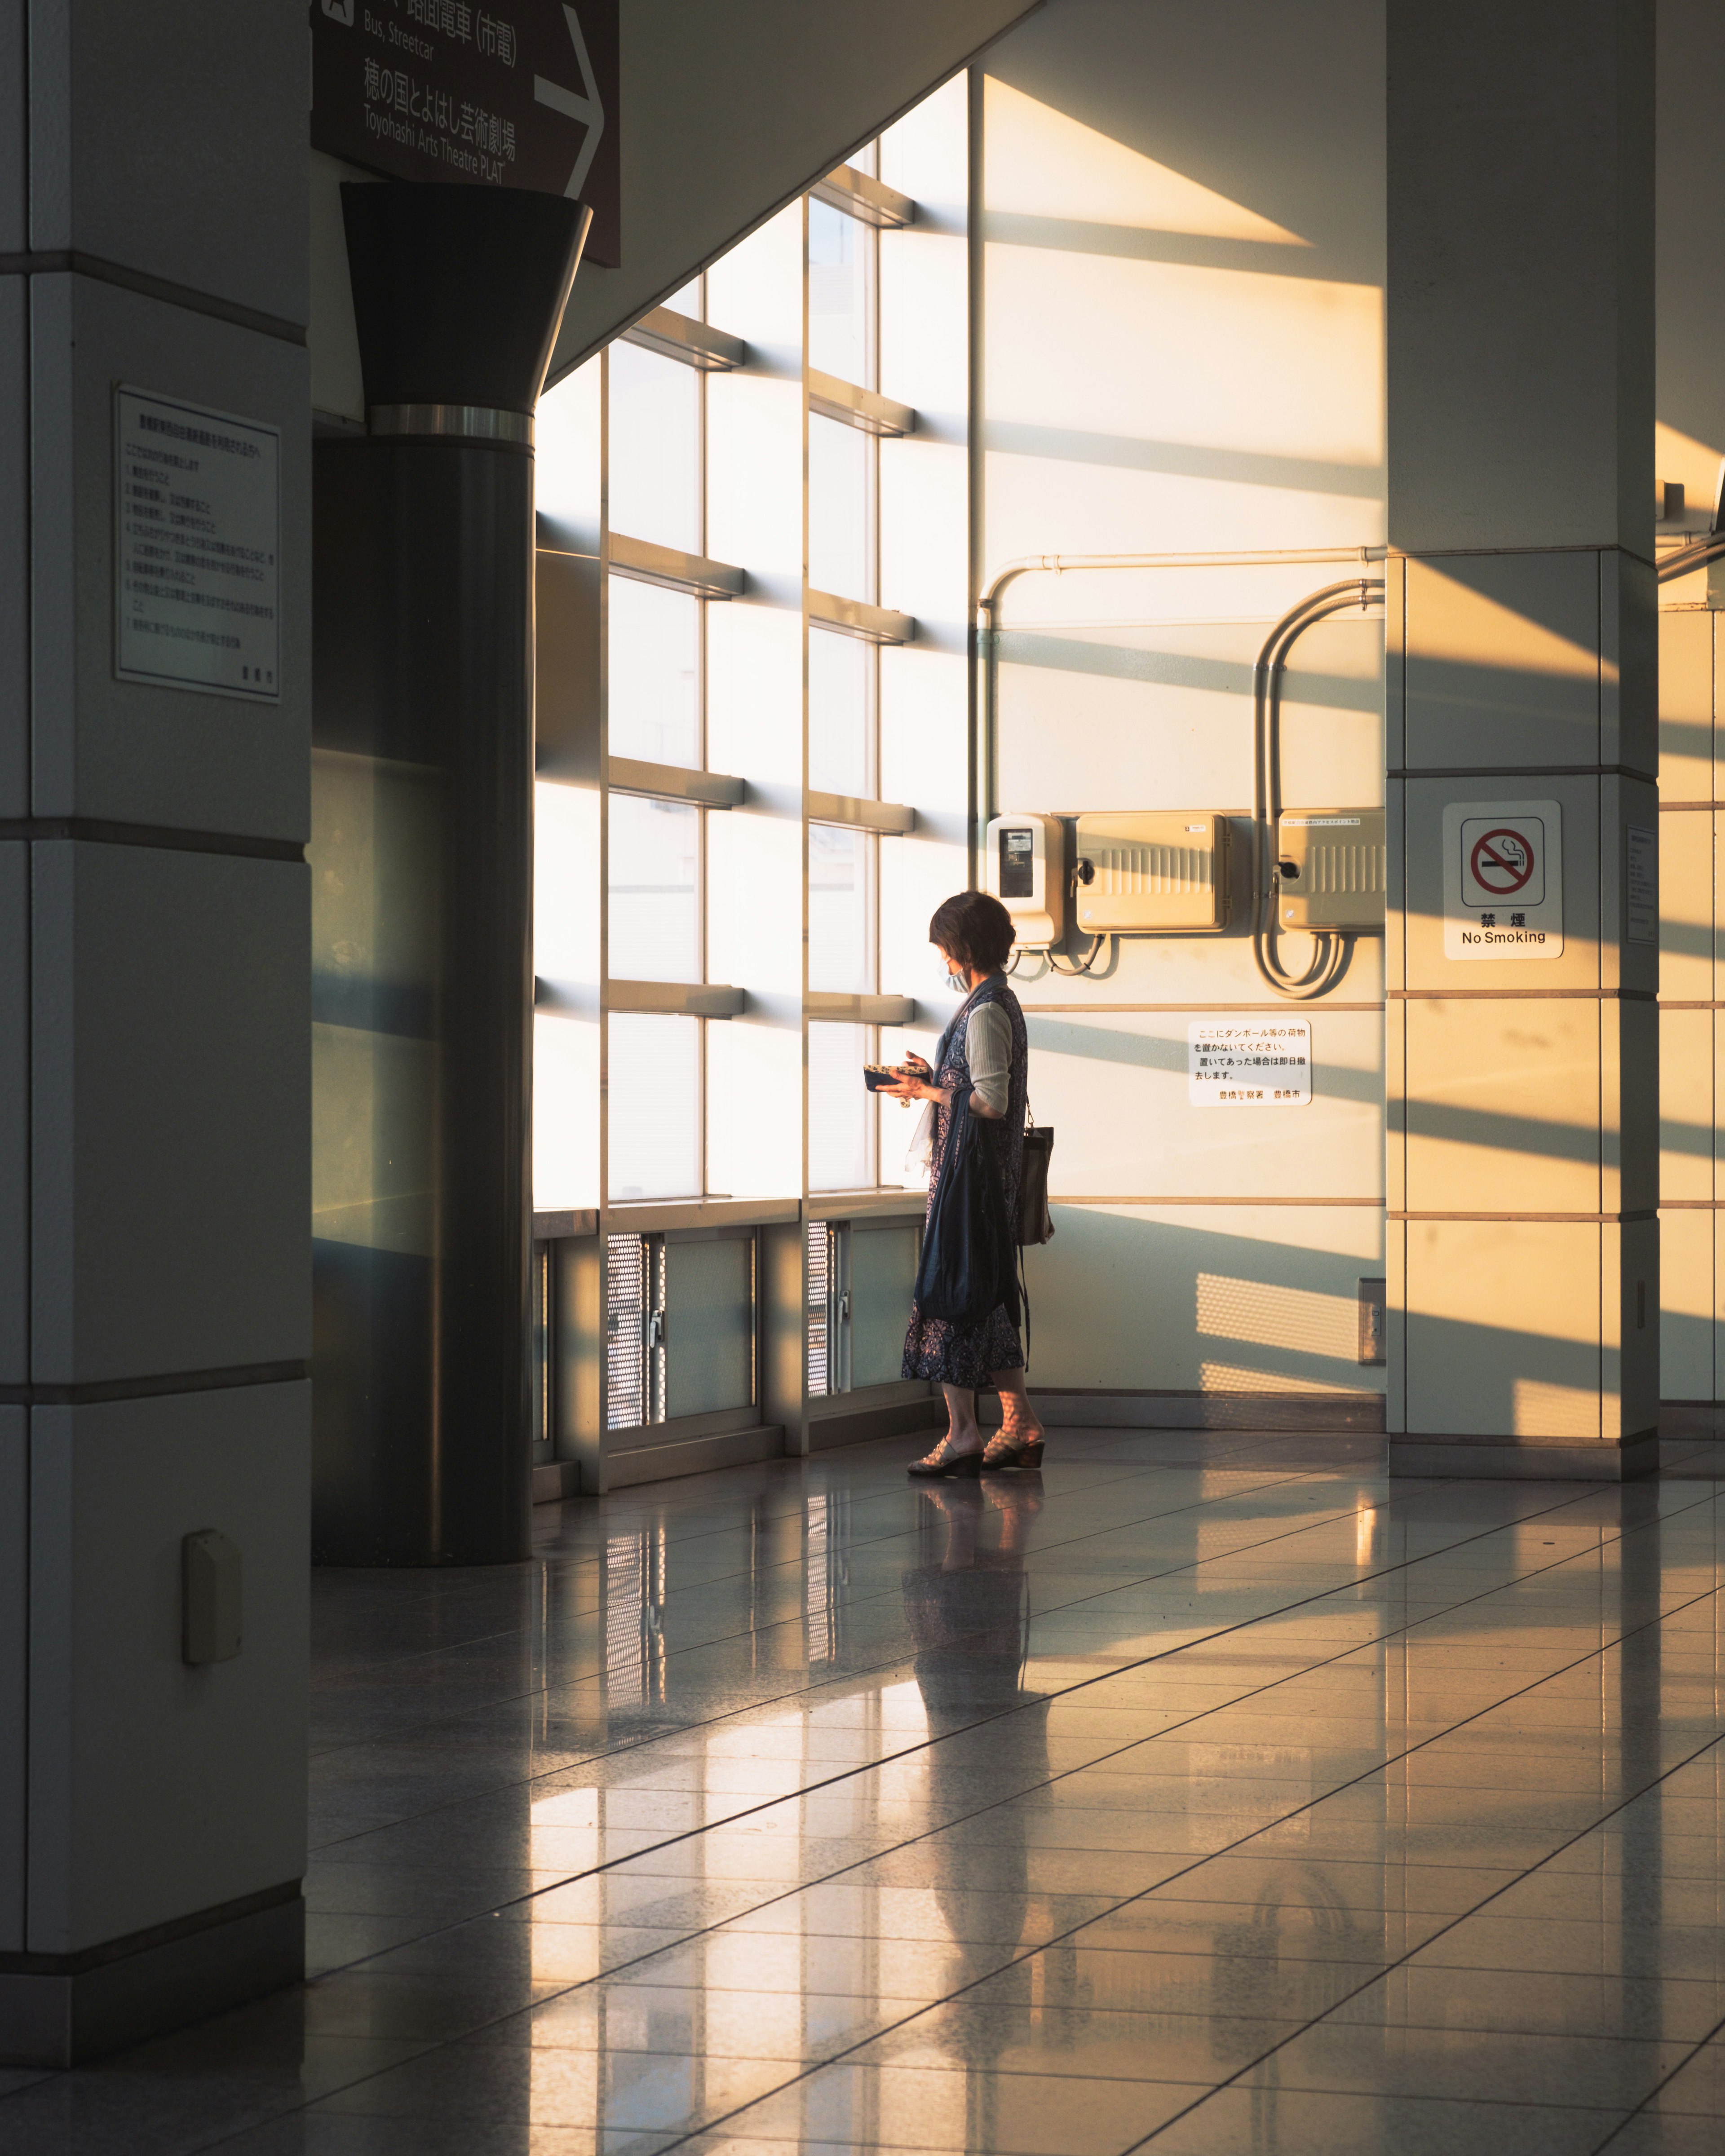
1276,808,1386,932
985,812,1065,947
1073,811,1233,932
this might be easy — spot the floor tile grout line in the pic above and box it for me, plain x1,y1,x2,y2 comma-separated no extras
1114,1709,1725,2155
647,1578,1725,2156
301,1477,1685,1943
306,1461,1338,1747
189,1498,1721,2147
305,1471,1626,1851
304,1491,1630,1919
304,1475,1383,1836
1587,2003,1725,2151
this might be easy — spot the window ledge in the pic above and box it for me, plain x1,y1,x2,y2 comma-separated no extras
804,1188,927,1220
533,1207,599,1240
610,531,745,599
808,589,914,645
621,305,747,371
810,164,915,230
606,980,746,1017
610,755,746,808
603,1196,801,1234
808,370,915,438
805,991,916,1025
808,789,914,835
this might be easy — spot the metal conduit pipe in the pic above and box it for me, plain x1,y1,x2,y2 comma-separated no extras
972,548,1386,998
1656,535,1725,583
1252,579,1385,999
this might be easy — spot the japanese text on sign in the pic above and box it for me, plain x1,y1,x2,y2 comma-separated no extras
113,387,280,702
1188,1020,1312,1107
1442,798,1564,960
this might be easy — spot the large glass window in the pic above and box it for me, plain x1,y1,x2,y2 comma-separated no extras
808,1024,872,1192
808,415,871,600
608,342,699,553
608,1014,699,1200
608,580,699,766
607,794,699,982
808,201,871,386
808,627,870,795
808,823,874,993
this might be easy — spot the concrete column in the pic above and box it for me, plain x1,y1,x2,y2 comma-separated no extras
0,5,311,2063
1385,1,1659,1477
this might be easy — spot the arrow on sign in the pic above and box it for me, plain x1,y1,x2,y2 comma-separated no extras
534,3,605,202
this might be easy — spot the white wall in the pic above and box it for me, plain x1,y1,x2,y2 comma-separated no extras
979,0,1389,1406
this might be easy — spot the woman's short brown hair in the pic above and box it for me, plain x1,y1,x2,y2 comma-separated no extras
929,890,1015,973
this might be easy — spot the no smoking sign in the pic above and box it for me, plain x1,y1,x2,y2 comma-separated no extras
1442,799,1563,960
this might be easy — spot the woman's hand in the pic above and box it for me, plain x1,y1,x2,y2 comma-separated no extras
880,1054,949,1107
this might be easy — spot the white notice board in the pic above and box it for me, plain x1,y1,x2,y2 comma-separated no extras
1441,798,1563,959
1188,1019,1311,1107
114,386,281,700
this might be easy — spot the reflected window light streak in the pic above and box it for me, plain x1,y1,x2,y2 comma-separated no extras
604,1528,667,1709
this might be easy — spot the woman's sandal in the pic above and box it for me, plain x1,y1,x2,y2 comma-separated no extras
981,1428,1045,1472
907,1436,984,1479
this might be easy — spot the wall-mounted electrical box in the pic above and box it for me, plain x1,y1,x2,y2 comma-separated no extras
1073,812,1233,933
1277,808,1386,932
985,812,1065,947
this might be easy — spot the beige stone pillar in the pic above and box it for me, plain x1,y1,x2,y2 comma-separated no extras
1385,1,1660,1476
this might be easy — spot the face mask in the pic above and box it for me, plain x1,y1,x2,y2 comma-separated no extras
941,959,965,992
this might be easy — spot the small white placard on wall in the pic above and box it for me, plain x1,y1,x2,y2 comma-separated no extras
114,386,281,700
1626,825,1658,946
1441,798,1563,959
1188,1019,1311,1106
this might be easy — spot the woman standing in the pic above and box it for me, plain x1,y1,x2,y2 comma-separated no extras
883,891,1047,1476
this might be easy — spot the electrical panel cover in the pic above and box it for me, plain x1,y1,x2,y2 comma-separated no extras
1276,808,1386,932
1073,812,1232,933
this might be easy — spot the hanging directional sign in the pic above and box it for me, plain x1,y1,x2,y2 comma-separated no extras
310,0,620,265
1442,799,1564,960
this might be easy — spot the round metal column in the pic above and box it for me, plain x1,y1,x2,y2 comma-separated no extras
311,185,588,1564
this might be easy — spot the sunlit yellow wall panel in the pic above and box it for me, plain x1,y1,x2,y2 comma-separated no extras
1661,1007,1713,1205
1658,805,1713,1005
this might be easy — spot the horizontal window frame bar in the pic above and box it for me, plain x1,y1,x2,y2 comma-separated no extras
619,304,746,371
808,368,914,438
808,588,915,644
532,1208,600,1240
609,755,746,807
610,530,746,598
810,163,915,229
605,979,747,1017
808,788,914,834
806,991,916,1025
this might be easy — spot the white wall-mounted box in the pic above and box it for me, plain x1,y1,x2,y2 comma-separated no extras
984,811,1064,947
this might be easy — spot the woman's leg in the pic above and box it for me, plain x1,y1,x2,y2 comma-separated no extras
992,1365,1044,1440
942,1384,984,1454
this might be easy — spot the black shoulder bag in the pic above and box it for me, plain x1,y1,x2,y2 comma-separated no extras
911,1086,1018,1326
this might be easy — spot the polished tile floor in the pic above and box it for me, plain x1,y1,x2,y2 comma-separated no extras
6,1427,1725,2154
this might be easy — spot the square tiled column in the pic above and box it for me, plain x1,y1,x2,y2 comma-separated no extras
1384,2,1659,1476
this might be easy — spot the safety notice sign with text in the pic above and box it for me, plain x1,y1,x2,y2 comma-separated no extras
1188,1020,1312,1107
1442,799,1563,960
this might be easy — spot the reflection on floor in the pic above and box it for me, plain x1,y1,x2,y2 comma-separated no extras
7,1428,1725,2155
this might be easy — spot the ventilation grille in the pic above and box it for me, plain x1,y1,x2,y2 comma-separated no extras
1088,844,1215,897
606,1233,647,1430
806,1221,830,1396
1302,842,1384,894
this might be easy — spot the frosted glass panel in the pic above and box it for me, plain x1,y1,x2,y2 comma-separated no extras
664,1236,754,1416
809,1024,871,1192
809,823,871,992
609,343,699,552
808,200,868,386
809,415,869,600
608,794,698,982
707,1018,801,1196
850,1224,919,1386
533,1010,598,1209
667,275,702,317
609,579,699,766
809,627,869,796
609,1015,698,1199
535,356,600,539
